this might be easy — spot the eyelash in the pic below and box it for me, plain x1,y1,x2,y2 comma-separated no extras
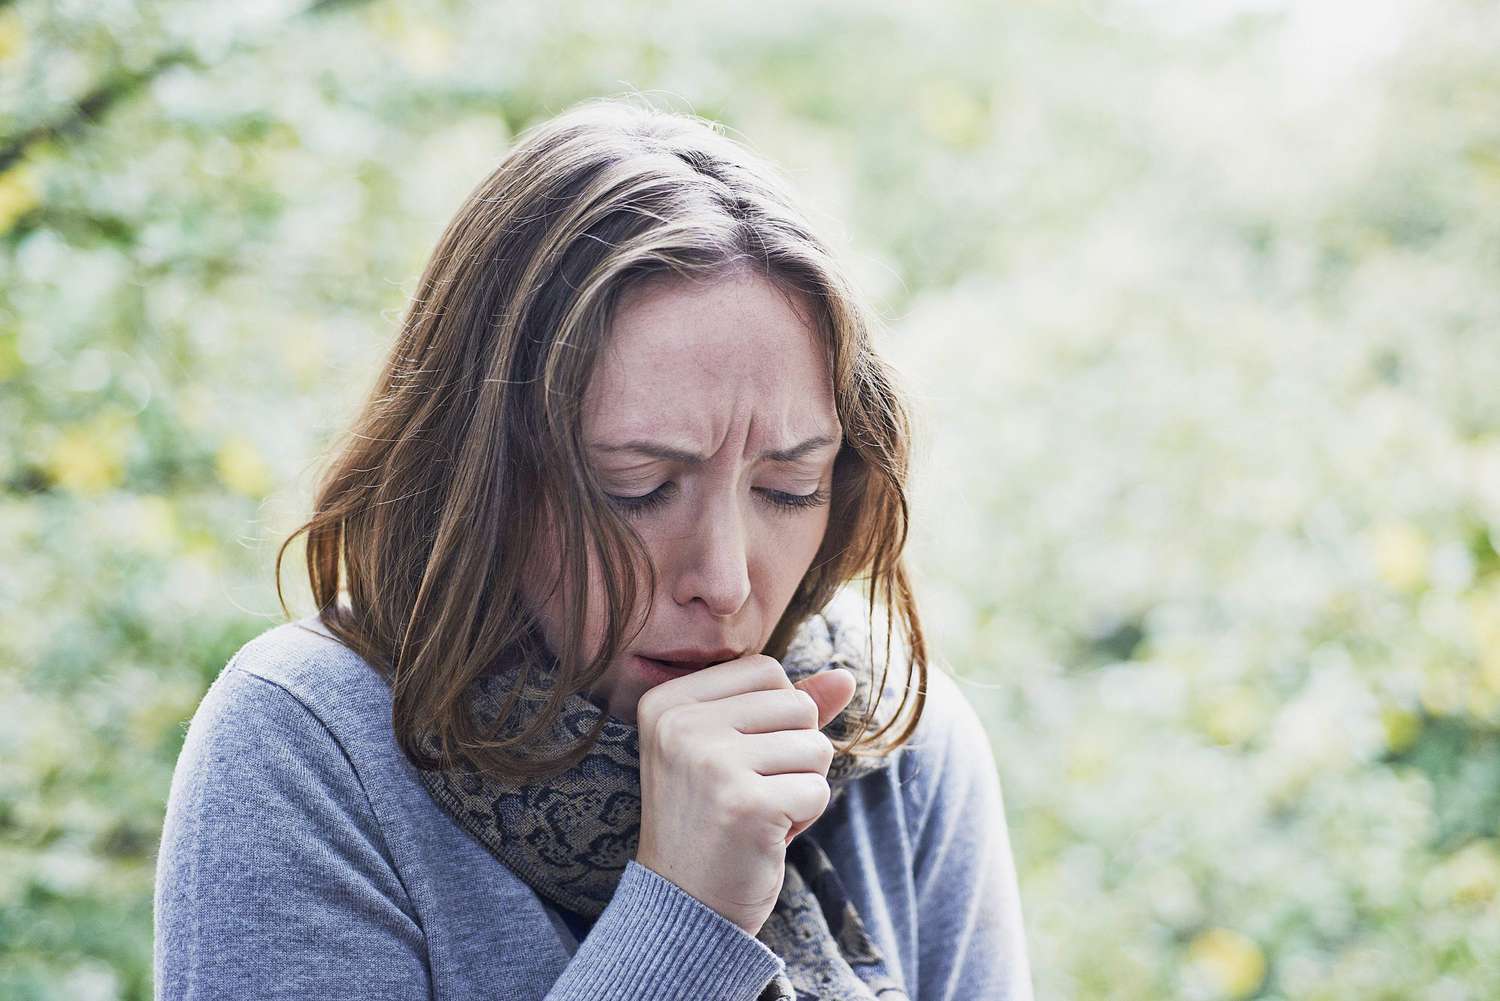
605,483,831,517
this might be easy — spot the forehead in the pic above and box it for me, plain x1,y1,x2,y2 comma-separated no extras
584,271,838,436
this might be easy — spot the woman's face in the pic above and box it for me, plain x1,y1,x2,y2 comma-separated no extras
520,267,843,724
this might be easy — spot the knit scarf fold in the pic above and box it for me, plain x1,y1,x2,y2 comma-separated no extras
415,588,911,1001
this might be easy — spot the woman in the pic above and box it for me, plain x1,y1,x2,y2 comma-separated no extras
153,97,1034,1001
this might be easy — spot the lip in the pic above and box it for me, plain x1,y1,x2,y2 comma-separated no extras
643,646,742,667
633,654,709,684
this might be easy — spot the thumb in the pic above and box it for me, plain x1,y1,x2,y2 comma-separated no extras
794,668,857,730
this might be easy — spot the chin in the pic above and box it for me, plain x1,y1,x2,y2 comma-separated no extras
593,681,641,725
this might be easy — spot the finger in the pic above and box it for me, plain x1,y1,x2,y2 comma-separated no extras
693,687,820,735
794,668,857,729
755,771,833,830
637,654,793,720
738,728,835,776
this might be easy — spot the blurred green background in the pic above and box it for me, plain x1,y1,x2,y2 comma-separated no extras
3,0,1499,998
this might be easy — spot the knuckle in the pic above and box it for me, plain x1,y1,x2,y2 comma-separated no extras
717,783,762,825
636,688,666,726
750,654,789,686
652,704,692,753
791,774,831,821
812,730,835,767
796,691,819,727
700,735,739,779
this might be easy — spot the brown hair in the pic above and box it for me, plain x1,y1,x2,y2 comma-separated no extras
275,95,929,782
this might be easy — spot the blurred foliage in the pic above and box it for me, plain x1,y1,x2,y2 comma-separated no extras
3,0,1499,998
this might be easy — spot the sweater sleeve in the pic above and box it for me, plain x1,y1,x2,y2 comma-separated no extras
154,663,786,1001
907,670,1035,1001
153,666,430,1000
542,859,786,1001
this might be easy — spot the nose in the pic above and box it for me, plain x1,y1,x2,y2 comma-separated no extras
670,490,752,616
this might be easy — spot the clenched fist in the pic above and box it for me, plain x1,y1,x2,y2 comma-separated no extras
633,655,856,937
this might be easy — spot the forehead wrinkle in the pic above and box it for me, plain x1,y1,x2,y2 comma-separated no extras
585,379,839,469
586,274,839,471
589,432,839,467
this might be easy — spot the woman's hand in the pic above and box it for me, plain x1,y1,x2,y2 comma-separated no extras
633,655,856,937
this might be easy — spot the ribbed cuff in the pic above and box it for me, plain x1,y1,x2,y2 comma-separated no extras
545,859,786,1001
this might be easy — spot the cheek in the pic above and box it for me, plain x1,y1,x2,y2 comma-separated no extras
784,515,831,578
517,508,601,658
524,512,653,666
768,508,834,598
778,504,833,558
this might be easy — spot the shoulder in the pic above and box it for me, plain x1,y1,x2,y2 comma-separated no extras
894,665,1003,840
168,614,400,840
173,616,382,807
894,661,997,775
224,613,392,719
156,621,427,996
161,617,414,909
834,589,998,805
192,613,402,764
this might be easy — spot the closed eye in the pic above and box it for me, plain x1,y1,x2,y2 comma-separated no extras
605,482,830,517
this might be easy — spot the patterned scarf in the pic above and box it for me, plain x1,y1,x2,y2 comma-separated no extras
415,589,911,1001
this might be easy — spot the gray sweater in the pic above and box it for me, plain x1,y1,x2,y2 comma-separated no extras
152,613,1034,1000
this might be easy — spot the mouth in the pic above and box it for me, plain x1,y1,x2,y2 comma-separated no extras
638,655,710,672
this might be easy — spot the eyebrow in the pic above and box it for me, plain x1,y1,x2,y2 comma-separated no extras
590,433,841,465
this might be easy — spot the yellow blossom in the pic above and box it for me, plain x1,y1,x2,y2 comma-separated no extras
44,413,133,494
0,333,19,381
1379,704,1422,754
0,8,25,63
1200,686,1263,745
1186,927,1266,1000
0,163,39,232
1369,520,1428,592
1468,583,1500,694
126,494,178,556
1423,839,1500,907
216,436,272,497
